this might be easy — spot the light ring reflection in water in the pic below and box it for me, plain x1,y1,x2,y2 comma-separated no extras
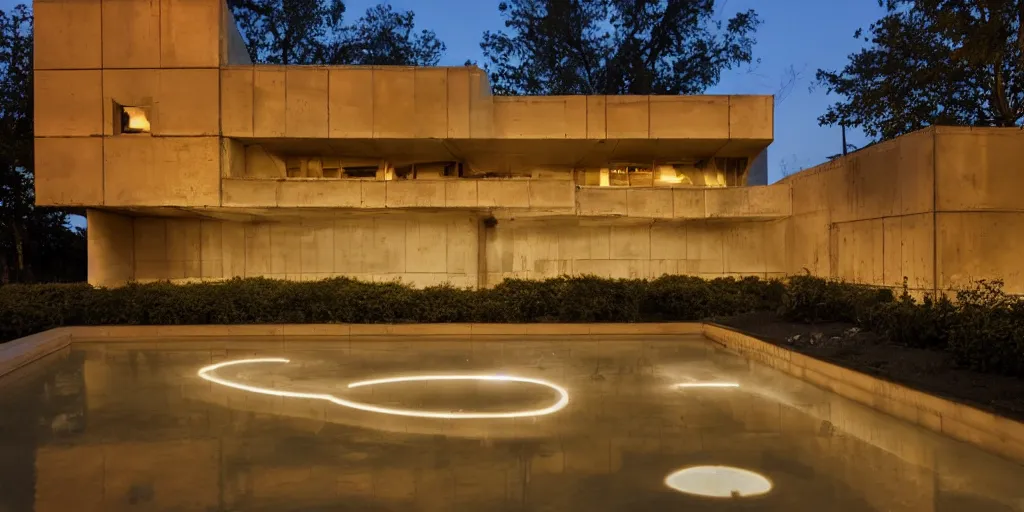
197,358,570,420
664,465,773,498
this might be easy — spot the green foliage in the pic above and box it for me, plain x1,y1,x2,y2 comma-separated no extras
480,0,760,95
945,280,1024,376
779,273,893,324
0,275,783,342
227,0,445,65
0,5,87,284
817,0,1024,140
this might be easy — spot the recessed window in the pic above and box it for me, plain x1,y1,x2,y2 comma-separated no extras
115,104,150,134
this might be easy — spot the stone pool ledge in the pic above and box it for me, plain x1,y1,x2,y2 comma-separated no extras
2,322,1023,464
702,323,1024,465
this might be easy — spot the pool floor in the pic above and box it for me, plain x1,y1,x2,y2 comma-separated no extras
1,334,1022,511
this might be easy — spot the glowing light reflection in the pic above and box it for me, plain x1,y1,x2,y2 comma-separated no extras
664,465,773,498
676,382,740,388
197,358,569,419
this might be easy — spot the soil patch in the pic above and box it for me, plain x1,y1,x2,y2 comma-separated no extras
715,312,1024,422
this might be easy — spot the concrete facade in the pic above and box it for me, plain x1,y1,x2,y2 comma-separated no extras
33,0,1023,294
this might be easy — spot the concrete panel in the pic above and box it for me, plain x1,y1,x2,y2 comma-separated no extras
899,213,935,291
35,70,103,137
159,0,220,67
367,218,406,274
446,68,471,138
361,181,386,207
763,219,788,274
705,185,791,218
672,189,706,218
102,0,161,68
244,223,271,276
835,141,901,222
102,69,158,136
104,136,220,206
936,129,1024,211
650,223,687,260
445,180,478,207
253,67,286,137
405,220,446,273
285,68,329,138
34,0,102,69
605,97,649,138
278,181,362,208
88,209,135,287
133,218,167,281
446,217,477,275
200,220,223,279
469,69,494,138
165,218,202,279
221,68,254,136
373,69,415,138
786,211,830,276
728,96,773,140
299,221,334,274
788,164,835,216
936,211,1024,293
414,68,448,138
723,222,766,275
627,189,673,219
156,69,219,135
222,179,278,207
269,223,301,275
833,219,885,285
329,68,374,138
333,219,372,274
493,98,569,138
685,222,724,274
896,128,935,215
609,225,650,260
478,180,529,208
529,180,574,208
586,96,606,139
564,96,587,138
221,222,246,278
385,180,446,208
34,137,104,206
578,188,627,216
650,97,729,139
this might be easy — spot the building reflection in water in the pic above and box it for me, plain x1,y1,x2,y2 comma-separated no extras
1,336,1023,511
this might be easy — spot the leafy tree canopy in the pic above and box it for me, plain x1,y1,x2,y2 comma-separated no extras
479,0,760,95
228,0,445,65
0,5,85,283
817,0,1024,141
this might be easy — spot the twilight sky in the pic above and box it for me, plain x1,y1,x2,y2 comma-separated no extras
6,0,889,183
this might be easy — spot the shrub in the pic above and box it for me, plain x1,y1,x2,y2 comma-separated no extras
779,273,893,324
945,280,1024,377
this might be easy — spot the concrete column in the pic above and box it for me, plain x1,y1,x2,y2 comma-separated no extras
87,209,135,287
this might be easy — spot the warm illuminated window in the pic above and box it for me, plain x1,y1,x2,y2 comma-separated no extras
115,104,150,134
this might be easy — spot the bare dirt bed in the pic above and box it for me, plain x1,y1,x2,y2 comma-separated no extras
715,312,1024,422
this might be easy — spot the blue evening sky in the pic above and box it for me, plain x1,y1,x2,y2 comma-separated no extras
6,0,888,183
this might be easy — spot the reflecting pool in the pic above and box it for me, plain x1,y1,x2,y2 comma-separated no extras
1,334,1022,511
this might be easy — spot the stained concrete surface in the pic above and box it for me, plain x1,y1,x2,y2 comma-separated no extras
1,335,1023,511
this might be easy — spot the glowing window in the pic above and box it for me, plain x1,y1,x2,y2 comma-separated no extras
116,104,150,134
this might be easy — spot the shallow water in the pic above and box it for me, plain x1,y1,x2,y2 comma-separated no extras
1,334,1022,511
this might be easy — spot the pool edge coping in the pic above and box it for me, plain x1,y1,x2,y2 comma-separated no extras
2,322,1023,464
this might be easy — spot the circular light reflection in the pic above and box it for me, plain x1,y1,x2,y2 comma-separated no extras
197,358,570,420
664,465,772,498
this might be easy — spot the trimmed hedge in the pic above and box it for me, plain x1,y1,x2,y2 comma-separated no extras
0,275,783,342
2,274,1022,377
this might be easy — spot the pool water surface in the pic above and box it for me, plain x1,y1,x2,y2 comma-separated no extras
0,334,1022,511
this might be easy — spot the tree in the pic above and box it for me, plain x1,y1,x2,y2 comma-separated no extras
0,5,86,283
817,0,1024,141
479,0,761,95
327,4,445,66
228,0,444,66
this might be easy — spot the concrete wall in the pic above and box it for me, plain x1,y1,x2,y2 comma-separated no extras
784,126,1024,295
87,210,788,288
